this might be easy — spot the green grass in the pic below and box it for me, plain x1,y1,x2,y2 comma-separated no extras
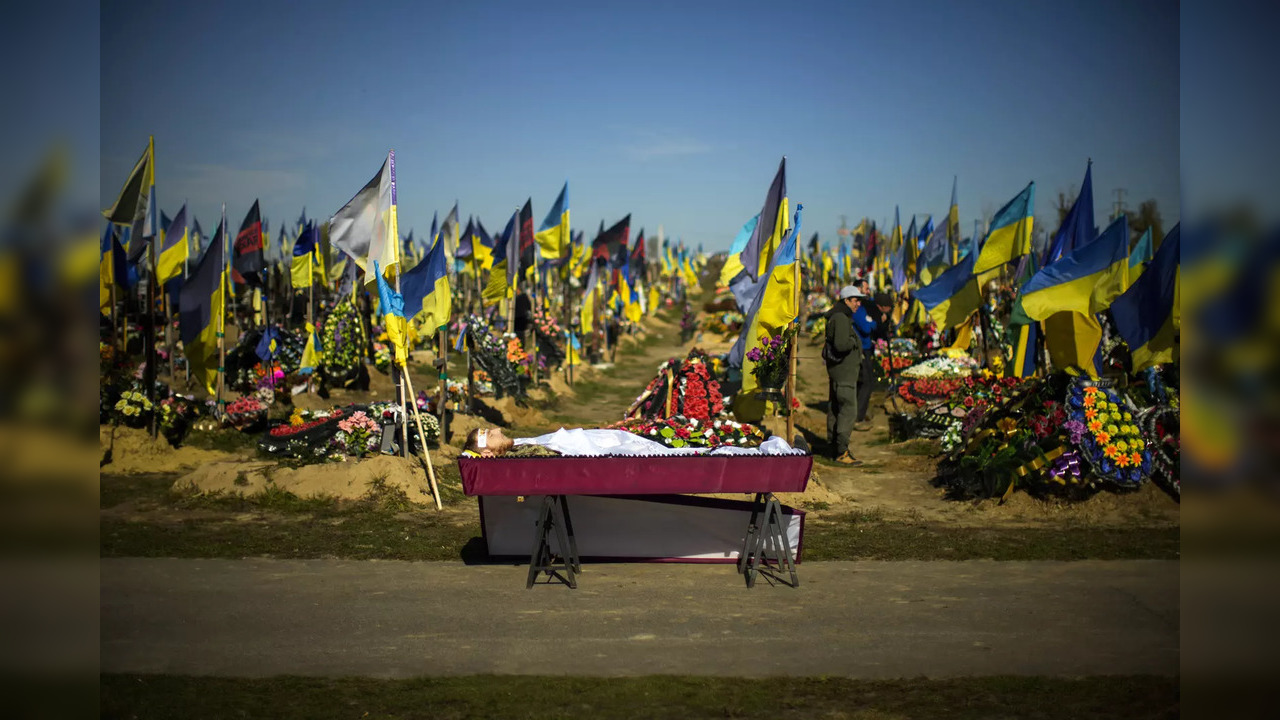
803,518,1181,561
100,674,1179,720
101,512,480,561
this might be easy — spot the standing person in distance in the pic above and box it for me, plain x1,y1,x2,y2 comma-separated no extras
823,285,867,466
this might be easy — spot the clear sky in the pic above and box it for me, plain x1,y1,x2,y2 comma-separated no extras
100,0,1179,251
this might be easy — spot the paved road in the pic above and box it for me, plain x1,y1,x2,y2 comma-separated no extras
101,558,1177,679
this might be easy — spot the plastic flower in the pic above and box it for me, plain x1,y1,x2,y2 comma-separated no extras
1082,394,1096,408
1106,424,1119,435
1129,452,1143,466
1116,453,1131,467
1084,408,1097,420
1114,439,1128,452
1104,444,1121,460
1087,419,1103,433
1095,431,1111,445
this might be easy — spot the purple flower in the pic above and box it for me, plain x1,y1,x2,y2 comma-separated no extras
746,348,762,362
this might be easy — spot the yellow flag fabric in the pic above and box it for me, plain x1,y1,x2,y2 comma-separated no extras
290,254,313,289
1043,311,1102,378
740,236,798,396
973,182,1035,279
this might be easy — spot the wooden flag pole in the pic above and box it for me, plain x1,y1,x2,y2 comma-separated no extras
394,271,410,459
216,203,228,415
437,327,449,441
785,248,800,445
399,370,442,510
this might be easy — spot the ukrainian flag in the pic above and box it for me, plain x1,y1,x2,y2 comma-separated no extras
534,181,570,260
1019,215,1130,321
155,203,190,284
482,210,518,306
738,158,789,281
299,322,323,374
374,261,410,367
1126,227,1154,287
1112,223,1179,370
402,230,452,332
99,225,127,314
291,222,319,289
718,213,759,286
178,218,228,396
733,205,802,396
915,251,980,329
973,182,1035,280
947,176,960,264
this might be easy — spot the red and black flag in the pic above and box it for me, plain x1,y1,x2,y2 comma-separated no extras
630,227,646,278
518,198,536,270
593,214,630,269
232,199,265,287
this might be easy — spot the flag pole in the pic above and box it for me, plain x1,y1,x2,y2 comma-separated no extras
785,246,800,446
217,202,228,415
144,136,159,438
399,370,442,510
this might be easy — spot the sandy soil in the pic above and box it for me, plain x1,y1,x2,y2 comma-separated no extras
172,454,439,506
100,426,247,474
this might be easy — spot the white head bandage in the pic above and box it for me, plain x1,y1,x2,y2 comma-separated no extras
475,429,488,450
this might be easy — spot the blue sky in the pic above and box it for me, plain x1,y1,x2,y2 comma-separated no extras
100,0,1179,251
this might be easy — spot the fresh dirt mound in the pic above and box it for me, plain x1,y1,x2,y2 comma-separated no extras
173,454,438,506
100,426,244,474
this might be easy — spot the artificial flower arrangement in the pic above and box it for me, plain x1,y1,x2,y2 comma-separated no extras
114,390,154,427
372,341,392,375
874,338,920,374
269,408,345,438
460,316,528,398
157,395,201,445
627,348,725,422
223,395,267,431
611,415,765,450
900,355,979,379
1066,383,1150,488
369,401,439,447
745,324,796,392
321,297,367,387
329,410,382,457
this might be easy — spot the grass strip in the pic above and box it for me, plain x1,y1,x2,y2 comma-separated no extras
100,674,1178,720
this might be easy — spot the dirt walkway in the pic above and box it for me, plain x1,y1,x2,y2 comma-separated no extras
101,557,1177,679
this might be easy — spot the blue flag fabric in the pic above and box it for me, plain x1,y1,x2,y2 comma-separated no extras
255,326,284,363
1044,162,1096,266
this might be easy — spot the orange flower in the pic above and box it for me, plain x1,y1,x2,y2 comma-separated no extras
1082,395,1096,408
1129,452,1143,466
1095,431,1111,445
1087,419,1103,433
1116,453,1130,467
1083,386,1100,395
1104,444,1121,460
1084,408,1097,420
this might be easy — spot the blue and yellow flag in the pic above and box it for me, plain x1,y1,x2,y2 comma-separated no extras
99,225,128,313
947,176,960,264
973,182,1035,280
719,213,760,286
291,222,320,289
534,181,570,260
103,137,157,265
915,251,980,329
155,203,190,285
482,209,519,306
402,229,452,331
731,205,803,396
917,216,949,287
1044,162,1095,266
178,217,227,396
1112,223,1179,370
374,261,410,367
1019,215,1130,321
738,158,789,281
299,322,322,375
1126,227,1154,286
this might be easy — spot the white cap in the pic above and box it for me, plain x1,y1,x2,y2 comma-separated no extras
838,285,866,300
